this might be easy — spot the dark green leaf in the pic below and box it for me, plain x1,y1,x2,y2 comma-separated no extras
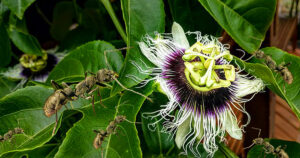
0,86,90,156
247,139,300,158
50,1,76,41
2,0,36,19
0,24,11,67
0,86,54,156
0,77,19,99
217,142,238,158
59,27,97,51
0,2,9,23
198,0,276,53
47,41,124,83
140,92,174,155
168,0,221,36
8,28,43,56
1,144,58,158
111,0,165,94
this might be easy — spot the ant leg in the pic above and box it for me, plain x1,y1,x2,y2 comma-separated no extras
51,80,62,90
70,101,74,109
89,87,106,108
52,111,58,136
92,94,96,115
63,104,69,110
101,147,104,158
98,89,106,108
283,82,286,94
87,71,96,75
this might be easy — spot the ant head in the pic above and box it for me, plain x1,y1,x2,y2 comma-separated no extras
14,127,24,134
116,115,126,123
61,82,75,96
96,69,118,82
253,138,264,144
64,86,74,96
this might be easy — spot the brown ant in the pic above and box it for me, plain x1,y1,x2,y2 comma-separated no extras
0,128,24,142
44,80,76,135
93,115,127,157
275,62,293,85
75,69,118,113
274,145,289,158
245,127,289,158
253,50,293,85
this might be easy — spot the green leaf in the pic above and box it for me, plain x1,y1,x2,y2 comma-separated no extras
198,0,276,53
0,77,19,99
47,41,124,83
8,28,43,56
1,144,58,158
0,24,11,67
247,139,300,158
111,0,165,94
58,27,97,51
0,85,91,156
2,0,35,19
0,86,54,156
217,142,238,158
260,47,300,118
168,0,221,36
0,2,9,24
140,92,174,155
50,1,76,41
233,49,300,119
54,82,154,158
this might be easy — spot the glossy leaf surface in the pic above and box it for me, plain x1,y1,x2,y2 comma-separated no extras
198,0,276,53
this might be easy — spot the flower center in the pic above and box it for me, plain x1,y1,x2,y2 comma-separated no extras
20,52,48,72
182,42,235,92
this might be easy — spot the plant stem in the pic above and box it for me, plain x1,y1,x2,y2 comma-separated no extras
100,0,127,44
35,4,52,26
72,0,79,21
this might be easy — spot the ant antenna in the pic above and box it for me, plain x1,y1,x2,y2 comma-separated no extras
122,118,142,124
244,127,262,149
104,47,133,70
103,46,153,102
236,49,246,60
244,143,255,150
251,127,261,137
112,76,153,102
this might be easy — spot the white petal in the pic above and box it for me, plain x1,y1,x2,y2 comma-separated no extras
172,22,190,49
235,74,265,98
224,111,242,140
175,116,191,149
1,64,22,79
195,115,204,141
138,42,163,67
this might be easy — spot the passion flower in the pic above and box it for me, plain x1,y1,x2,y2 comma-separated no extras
138,22,264,156
1,50,64,82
